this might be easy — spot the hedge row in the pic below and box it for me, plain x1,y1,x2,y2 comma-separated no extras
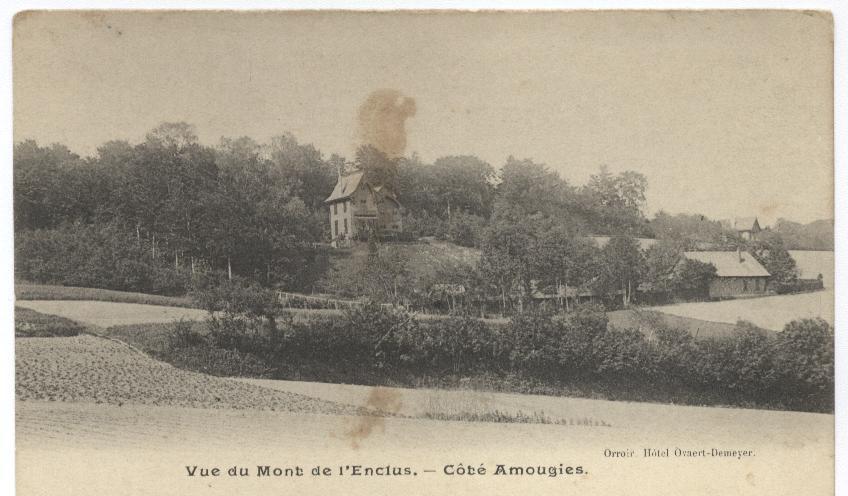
168,294,834,413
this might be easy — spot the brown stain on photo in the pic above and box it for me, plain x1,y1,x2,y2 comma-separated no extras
342,387,404,449
356,89,416,158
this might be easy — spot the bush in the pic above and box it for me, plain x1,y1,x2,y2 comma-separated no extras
343,302,418,369
148,292,834,413
166,345,270,377
592,326,652,379
15,307,84,337
772,318,833,408
396,315,500,374
189,273,280,317
506,308,565,376
556,305,610,374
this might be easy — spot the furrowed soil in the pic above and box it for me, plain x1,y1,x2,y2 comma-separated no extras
16,334,362,415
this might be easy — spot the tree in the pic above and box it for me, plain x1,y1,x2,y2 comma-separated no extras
649,211,727,247
478,218,536,314
581,166,649,235
748,231,799,293
671,258,717,297
355,144,398,190
594,236,644,307
529,228,600,310
642,242,685,293
494,156,576,222
13,140,91,230
267,133,337,212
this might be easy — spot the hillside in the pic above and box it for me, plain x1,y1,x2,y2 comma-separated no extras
325,239,481,294
774,218,833,250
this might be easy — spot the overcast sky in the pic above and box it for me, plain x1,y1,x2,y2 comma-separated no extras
13,10,833,225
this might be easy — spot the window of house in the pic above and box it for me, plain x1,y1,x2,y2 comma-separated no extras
344,218,348,234
343,201,347,213
743,279,748,292
334,203,338,215
333,220,338,238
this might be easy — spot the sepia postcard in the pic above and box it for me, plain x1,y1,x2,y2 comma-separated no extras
10,8,836,495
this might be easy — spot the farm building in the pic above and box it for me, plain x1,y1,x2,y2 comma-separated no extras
681,250,771,299
720,216,762,240
325,170,402,247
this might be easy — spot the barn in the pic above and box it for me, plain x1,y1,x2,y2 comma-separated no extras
681,250,771,299
325,171,402,247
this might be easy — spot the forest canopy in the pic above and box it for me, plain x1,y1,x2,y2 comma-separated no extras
13,122,831,300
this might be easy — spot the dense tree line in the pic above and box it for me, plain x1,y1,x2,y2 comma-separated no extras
14,121,822,301
15,124,337,293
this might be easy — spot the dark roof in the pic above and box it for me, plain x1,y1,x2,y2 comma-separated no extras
682,251,770,277
324,171,365,203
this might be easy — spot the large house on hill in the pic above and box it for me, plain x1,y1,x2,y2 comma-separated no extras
681,250,771,298
324,170,402,247
720,216,762,240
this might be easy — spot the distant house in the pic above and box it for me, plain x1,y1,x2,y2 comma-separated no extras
324,170,402,247
681,250,771,299
720,217,762,240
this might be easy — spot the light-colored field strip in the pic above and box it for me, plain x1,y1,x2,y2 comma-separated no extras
16,396,833,496
14,300,210,327
238,378,832,438
652,288,833,331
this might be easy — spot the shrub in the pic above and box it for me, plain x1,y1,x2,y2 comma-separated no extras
651,325,697,381
555,305,610,374
506,308,565,376
15,307,84,337
189,274,280,317
396,315,499,374
592,326,652,380
772,318,833,408
166,345,270,378
343,302,418,369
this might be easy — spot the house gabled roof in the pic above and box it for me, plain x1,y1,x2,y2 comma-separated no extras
720,217,760,232
371,184,402,207
682,251,770,278
325,171,365,203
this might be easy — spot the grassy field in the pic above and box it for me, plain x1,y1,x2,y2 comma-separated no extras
15,306,85,337
16,283,196,308
652,288,833,331
15,300,210,327
607,308,739,339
